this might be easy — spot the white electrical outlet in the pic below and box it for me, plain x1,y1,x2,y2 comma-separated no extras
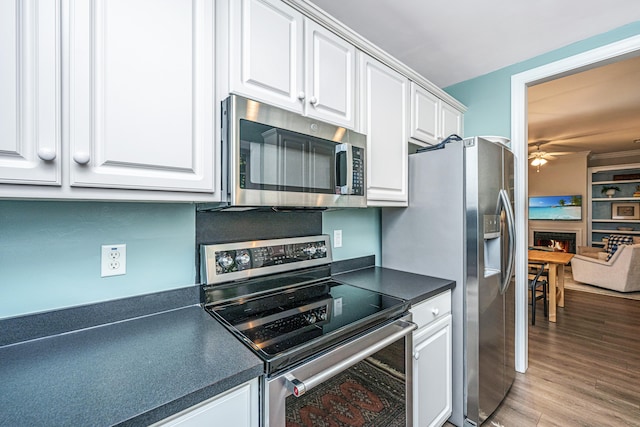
101,244,127,277
333,230,343,248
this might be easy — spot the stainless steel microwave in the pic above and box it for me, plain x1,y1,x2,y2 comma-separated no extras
221,95,367,208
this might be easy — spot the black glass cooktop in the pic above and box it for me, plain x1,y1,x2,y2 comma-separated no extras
206,280,408,374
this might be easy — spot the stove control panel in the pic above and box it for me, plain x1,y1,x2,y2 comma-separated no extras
201,235,332,284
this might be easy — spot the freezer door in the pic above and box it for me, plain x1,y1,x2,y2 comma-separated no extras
503,148,516,395
466,138,511,425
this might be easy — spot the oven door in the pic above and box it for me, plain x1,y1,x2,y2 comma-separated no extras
264,315,416,427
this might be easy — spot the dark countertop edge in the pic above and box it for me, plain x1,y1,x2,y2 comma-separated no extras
0,284,200,346
117,365,264,427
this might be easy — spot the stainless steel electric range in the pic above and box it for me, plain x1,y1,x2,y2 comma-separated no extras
201,235,416,427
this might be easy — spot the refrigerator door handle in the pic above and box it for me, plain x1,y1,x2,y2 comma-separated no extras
499,189,516,294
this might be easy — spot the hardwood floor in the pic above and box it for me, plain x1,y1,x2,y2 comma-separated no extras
448,289,640,426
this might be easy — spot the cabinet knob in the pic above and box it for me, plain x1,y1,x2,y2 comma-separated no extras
298,91,306,101
309,96,318,106
73,152,90,165
432,308,440,316
37,148,56,161
413,351,420,360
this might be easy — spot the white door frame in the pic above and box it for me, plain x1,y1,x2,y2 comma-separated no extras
511,34,640,372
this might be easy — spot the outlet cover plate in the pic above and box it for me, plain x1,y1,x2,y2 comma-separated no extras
101,244,127,277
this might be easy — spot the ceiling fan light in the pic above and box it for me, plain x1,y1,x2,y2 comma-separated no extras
530,158,547,166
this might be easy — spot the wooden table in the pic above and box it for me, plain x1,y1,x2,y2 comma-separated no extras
528,250,575,322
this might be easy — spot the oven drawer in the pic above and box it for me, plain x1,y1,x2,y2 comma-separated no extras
411,290,451,329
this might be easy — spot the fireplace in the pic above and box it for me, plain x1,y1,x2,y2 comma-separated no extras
533,231,577,253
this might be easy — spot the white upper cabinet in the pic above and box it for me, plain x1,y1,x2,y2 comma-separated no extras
441,101,463,140
360,53,409,206
229,0,305,114
0,0,61,185
227,0,356,129
304,19,356,128
68,0,215,192
410,82,463,146
410,84,440,145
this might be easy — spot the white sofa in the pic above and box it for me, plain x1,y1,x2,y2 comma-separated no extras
571,243,640,292
576,236,640,260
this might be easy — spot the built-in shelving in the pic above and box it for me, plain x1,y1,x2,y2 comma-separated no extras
588,163,640,246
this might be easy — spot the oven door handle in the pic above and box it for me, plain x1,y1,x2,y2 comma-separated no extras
284,319,417,397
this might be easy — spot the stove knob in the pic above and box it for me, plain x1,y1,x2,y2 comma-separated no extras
218,254,234,269
236,252,250,266
303,246,317,257
317,245,327,255
317,311,327,321
304,313,316,324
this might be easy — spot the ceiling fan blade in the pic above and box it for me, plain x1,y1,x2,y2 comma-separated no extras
544,154,558,160
546,151,573,156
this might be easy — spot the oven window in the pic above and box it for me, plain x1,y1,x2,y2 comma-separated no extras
284,338,407,427
239,119,336,194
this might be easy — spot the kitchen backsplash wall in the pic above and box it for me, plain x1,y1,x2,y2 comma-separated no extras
0,201,195,319
0,201,380,319
322,208,381,265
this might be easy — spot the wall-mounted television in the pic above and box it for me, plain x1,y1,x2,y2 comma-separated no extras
528,195,582,221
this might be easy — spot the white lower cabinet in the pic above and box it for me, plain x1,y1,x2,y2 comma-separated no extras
152,378,259,427
411,291,452,427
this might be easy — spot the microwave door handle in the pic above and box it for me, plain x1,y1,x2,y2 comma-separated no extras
335,143,353,195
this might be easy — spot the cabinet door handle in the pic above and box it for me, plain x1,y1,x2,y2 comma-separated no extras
37,148,56,161
298,91,306,101
73,152,90,165
309,96,318,105
413,351,420,360
432,308,439,316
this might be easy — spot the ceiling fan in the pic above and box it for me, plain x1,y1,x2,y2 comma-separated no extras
527,143,572,172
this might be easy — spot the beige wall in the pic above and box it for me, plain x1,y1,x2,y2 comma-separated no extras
528,153,589,247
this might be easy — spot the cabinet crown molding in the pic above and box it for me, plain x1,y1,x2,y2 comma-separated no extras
281,0,467,112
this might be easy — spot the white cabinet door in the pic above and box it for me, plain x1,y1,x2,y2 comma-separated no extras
413,314,452,427
410,83,463,146
410,83,439,145
360,54,409,206
0,0,60,185
229,0,304,114
153,378,259,427
441,101,463,140
68,0,214,192
304,19,356,129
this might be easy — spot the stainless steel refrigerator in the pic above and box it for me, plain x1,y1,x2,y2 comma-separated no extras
382,136,516,427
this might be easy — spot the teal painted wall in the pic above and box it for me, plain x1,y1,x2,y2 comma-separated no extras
322,208,381,265
0,201,195,319
445,21,640,138
0,201,380,319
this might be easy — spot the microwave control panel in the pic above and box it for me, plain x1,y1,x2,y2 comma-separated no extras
352,146,365,195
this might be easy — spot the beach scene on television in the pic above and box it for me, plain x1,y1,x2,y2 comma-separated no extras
529,195,582,220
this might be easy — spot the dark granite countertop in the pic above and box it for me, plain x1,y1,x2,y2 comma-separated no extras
0,305,263,427
334,266,455,305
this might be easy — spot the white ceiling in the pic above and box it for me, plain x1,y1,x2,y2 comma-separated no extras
307,0,640,88
307,0,640,156
528,55,640,156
